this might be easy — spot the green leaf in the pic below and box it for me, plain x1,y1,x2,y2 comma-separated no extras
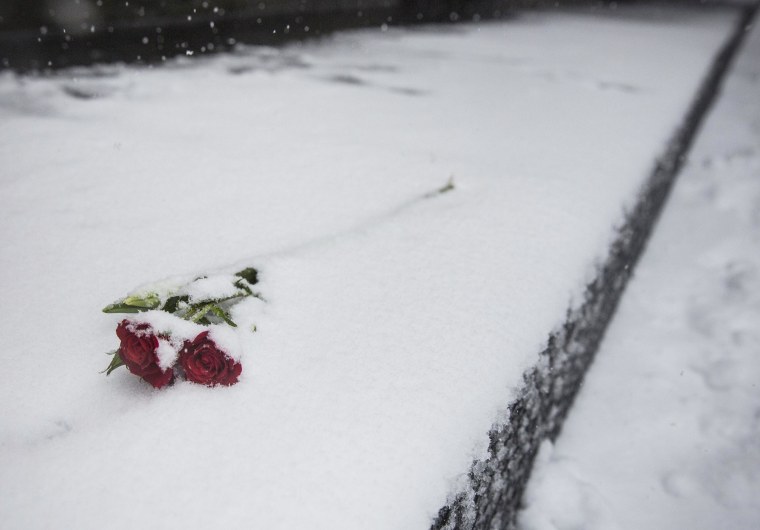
162,295,189,314
103,351,125,375
102,292,161,313
437,176,455,194
233,279,253,295
422,177,456,199
123,293,161,309
102,302,147,314
210,305,237,327
235,267,259,286
189,304,214,323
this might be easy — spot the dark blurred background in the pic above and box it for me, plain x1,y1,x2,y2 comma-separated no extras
0,1,400,32
0,0,624,70
0,1,506,70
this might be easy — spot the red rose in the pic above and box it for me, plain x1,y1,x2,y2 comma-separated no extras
116,320,174,389
179,331,242,386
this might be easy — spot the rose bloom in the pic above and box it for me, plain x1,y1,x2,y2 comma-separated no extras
116,320,174,388
179,331,242,386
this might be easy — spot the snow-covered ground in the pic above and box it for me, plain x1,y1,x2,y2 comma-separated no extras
0,7,741,530
519,12,760,530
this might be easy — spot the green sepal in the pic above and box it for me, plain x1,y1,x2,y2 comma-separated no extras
103,350,125,375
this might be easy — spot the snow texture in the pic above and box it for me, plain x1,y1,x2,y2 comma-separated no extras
0,7,739,530
129,309,207,343
155,336,180,370
184,274,243,302
519,10,760,530
207,324,245,362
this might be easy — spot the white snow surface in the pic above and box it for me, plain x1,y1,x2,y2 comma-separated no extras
207,324,245,363
123,310,210,368
184,273,243,302
519,14,760,530
155,336,180,370
0,9,738,530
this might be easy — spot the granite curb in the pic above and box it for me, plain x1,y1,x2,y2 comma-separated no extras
430,3,759,528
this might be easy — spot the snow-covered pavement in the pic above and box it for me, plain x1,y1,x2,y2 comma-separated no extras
0,6,745,530
519,11,760,530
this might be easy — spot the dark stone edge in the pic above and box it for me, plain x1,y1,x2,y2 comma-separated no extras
430,3,759,529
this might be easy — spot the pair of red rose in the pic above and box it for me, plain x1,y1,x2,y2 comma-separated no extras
116,320,242,388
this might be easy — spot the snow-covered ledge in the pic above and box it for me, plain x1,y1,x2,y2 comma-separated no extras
432,6,758,528
0,5,748,530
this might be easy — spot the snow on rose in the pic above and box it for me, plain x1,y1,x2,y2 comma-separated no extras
103,267,260,388
113,321,175,388
179,331,242,386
